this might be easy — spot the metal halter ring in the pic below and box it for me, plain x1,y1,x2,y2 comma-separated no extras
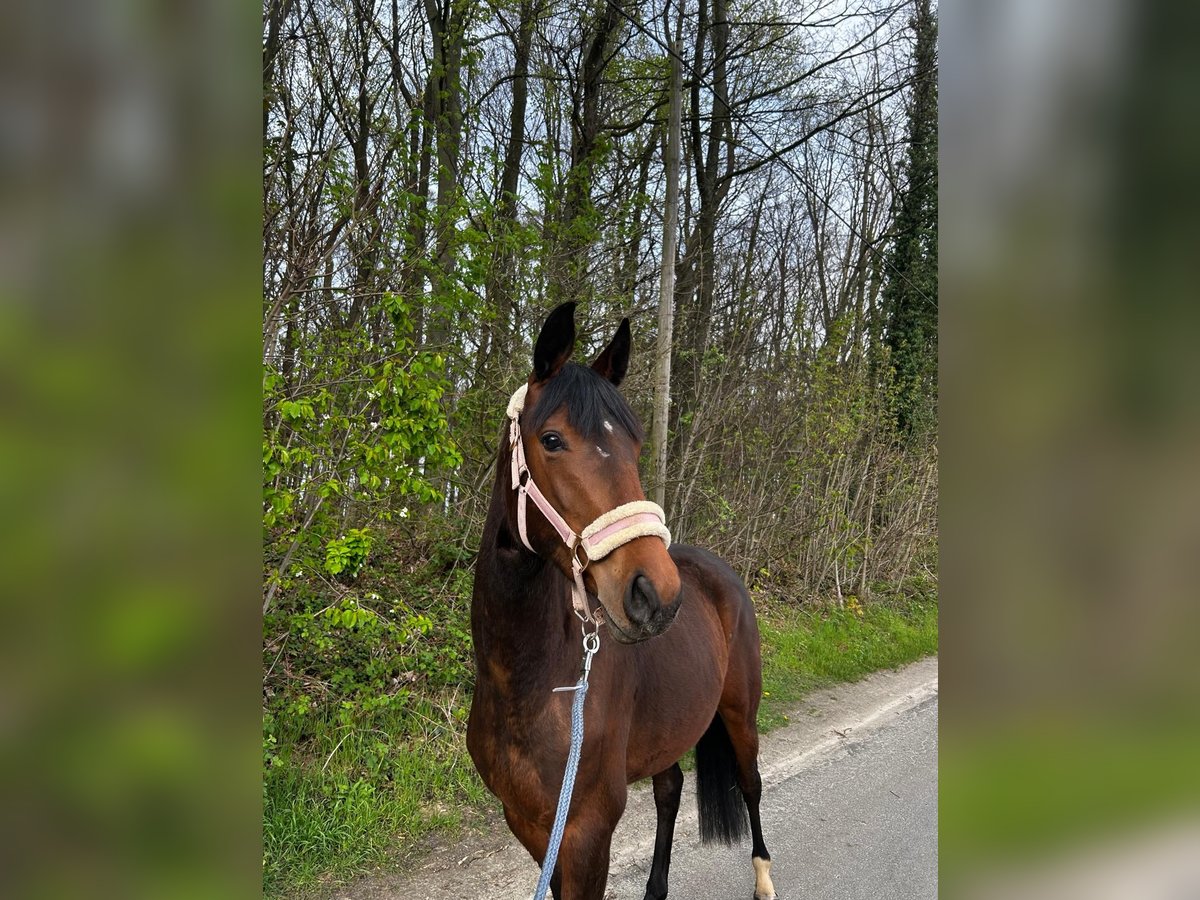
571,539,590,573
582,629,600,654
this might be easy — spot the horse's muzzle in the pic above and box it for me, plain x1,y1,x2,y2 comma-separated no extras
614,574,681,642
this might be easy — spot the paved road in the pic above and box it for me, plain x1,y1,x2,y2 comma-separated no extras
607,691,938,899
335,657,938,900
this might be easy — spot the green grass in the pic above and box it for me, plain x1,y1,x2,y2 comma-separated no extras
265,588,937,898
756,593,939,732
263,699,491,897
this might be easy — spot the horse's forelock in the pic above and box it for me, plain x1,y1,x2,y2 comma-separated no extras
526,363,643,443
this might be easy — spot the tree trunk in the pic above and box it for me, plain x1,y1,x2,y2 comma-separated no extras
483,0,535,364
262,0,295,143
546,0,623,306
423,0,466,349
651,38,683,509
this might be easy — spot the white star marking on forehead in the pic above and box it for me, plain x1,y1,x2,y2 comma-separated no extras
595,445,610,458
603,420,613,433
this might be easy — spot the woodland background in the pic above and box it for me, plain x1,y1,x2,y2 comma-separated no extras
262,0,937,889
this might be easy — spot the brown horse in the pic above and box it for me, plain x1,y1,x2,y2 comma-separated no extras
467,303,775,900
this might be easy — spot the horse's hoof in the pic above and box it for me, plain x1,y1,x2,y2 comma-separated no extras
752,855,776,899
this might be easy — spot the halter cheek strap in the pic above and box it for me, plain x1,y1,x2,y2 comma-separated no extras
506,383,671,624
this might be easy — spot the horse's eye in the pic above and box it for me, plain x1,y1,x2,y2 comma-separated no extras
540,432,565,452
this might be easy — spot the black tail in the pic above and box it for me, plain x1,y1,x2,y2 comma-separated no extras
694,713,749,845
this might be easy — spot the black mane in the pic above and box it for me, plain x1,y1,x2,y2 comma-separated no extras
526,362,643,442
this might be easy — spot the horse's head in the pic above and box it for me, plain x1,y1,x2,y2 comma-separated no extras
510,302,682,643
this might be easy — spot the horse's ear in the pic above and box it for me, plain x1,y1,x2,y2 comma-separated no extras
533,302,576,381
591,317,631,387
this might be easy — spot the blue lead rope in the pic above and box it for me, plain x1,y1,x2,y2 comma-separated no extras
533,628,600,900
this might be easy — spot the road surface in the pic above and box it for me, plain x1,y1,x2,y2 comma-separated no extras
334,656,938,900
606,678,937,899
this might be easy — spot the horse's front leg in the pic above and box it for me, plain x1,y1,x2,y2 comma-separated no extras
555,813,617,900
505,805,559,896
507,789,625,900
554,780,627,900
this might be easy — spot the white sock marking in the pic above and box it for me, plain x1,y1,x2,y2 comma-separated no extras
753,856,776,900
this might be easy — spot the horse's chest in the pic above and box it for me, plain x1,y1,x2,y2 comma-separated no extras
467,685,574,816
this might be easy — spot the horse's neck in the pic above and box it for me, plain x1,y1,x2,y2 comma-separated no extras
473,492,578,696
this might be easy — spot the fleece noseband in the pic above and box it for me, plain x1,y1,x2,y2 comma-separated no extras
506,382,671,624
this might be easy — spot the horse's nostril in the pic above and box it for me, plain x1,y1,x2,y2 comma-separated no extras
625,574,659,626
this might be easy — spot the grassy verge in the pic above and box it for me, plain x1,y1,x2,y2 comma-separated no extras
756,589,939,732
263,690,488,896
265,586,937,898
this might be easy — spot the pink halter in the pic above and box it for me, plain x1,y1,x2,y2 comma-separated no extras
506,383,671,624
